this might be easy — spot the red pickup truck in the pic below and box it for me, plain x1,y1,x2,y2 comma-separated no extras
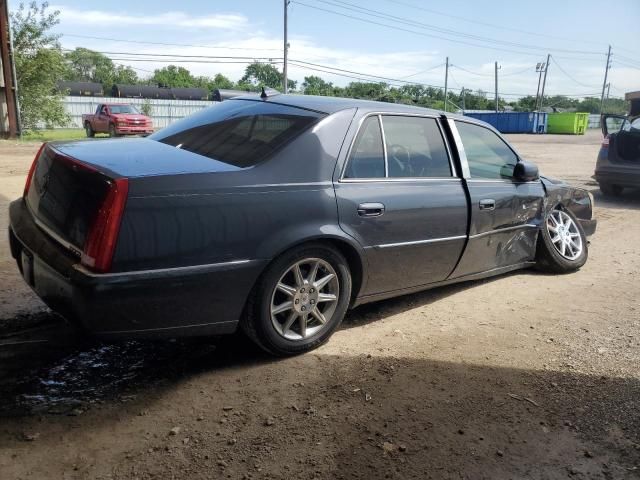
82,103,153,137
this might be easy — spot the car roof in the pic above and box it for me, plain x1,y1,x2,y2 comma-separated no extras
231,93,466,118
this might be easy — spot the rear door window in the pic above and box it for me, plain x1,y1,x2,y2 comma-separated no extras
344,116,385,179
382,116,452,178
151,100,325,168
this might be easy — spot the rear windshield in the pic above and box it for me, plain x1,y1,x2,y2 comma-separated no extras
150,100,325,168
109,105,140,114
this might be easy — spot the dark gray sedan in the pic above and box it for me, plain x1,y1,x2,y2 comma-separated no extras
9,93,596,355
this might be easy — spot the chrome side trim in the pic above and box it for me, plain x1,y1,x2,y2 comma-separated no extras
378,114,389,178
374,235,466,249
446,118,471,179
73,259,253,279
95,320,238,336
469,223,538,240
339,177,462,184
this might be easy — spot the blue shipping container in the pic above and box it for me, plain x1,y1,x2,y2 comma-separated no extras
463,112,547,134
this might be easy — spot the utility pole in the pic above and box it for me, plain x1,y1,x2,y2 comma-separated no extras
444,57,449,112
539,54,551,112
283,0,289,94
461,87,466,112
0,0,20,138
600,45,612,114
606,83,611,100
494,61,499,113
534,62,545,111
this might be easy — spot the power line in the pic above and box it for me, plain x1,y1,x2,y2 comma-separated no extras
613,60,640,71
451,65,494,77
550,56,601,88
60,33,281,52
63,49,281,61
399,63,445,79
291,1,569,58
308,0,605,56
380,0,630,55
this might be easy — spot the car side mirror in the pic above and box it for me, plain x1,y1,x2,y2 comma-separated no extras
513,161,539,182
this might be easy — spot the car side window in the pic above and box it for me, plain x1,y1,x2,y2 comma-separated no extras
344,116,385,179
455,121,518,180
382,116,452,178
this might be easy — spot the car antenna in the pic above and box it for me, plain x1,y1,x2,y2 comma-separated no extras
260,86,281,100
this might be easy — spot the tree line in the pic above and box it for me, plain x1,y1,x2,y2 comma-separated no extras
10,2,627,131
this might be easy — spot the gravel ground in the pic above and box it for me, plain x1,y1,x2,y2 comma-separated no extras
0,130,638,480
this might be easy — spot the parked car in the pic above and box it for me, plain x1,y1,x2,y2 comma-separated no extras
9,93,596,355
595,91,640,196
82,103,153,138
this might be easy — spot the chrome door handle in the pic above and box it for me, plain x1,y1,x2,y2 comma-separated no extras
357,202,385,217
479,199,495,211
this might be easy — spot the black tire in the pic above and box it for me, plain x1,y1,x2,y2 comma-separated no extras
108,124,118,137
84,122,95,138
536,207,588,274
241,243,352,356
599,183,623,197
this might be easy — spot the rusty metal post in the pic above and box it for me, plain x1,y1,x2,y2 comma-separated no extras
0,0,20,138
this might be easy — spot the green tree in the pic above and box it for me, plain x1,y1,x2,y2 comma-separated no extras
240,62,296,91
64,47,138,85
10,1,69,130
302,75,334,96
151,65,195,88
212,73,235,90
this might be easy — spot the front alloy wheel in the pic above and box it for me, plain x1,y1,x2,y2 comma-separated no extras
270,258,339,340
546,209,583,260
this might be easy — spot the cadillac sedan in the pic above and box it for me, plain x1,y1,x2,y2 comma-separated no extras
9,92,596,355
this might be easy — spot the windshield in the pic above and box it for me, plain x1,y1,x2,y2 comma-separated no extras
150,100,325,168
109,105,141,114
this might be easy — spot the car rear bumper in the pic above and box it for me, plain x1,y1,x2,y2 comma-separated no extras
594,166,640,188
9,199,266,339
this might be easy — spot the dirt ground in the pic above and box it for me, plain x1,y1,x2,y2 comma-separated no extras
0,130,638,480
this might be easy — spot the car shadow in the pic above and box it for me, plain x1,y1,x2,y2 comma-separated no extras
0,349,638,479
587,185,640,211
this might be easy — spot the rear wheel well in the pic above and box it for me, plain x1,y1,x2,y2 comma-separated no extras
258,238,364,307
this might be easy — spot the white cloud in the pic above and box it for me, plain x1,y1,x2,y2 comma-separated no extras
54,6,249,30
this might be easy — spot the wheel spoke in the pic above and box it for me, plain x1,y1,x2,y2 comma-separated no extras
307,261,320,284
271,301,293,316
277,282,297,297
547,224,558,233
560,241,566,256
548,215,559,227
568,232,580,238
310,308,327,324
282,311,298,333
317,293,337,303
314,273,335,290
293,264,304,287
299,314,308,337
551,234,562,244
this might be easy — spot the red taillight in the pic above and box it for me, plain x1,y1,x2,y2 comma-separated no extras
81,178,129,273
24,143,46,197
602,135,610,147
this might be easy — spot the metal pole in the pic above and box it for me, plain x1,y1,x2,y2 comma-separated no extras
539,54,551,112
600,45,611,114
494,61,499,113
283,0,288,94
444,57,448,112
461,87,465,112
534,64,544,111
0,0,19,138
606,82,610,100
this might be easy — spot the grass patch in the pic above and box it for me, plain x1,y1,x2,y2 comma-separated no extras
19,129,104,142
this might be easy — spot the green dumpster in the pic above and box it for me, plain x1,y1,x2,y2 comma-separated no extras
547,112,589,135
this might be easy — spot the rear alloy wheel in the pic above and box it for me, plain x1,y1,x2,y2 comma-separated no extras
536,207,588,273
85,122,95,138
242,244,351,356
599,183,623,197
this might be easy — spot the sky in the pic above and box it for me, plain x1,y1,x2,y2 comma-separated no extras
29,0,640,99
